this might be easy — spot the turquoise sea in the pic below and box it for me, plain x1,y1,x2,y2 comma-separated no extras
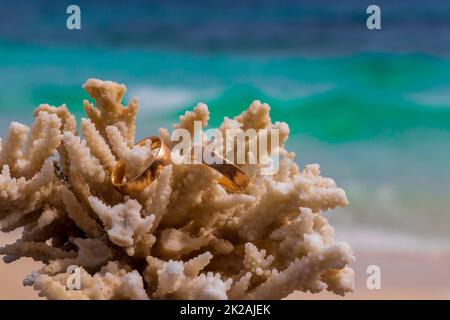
0,0,449,246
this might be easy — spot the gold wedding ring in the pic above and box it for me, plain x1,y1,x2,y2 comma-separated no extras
111,136,171,195
191,146,249,193
206,154,249,193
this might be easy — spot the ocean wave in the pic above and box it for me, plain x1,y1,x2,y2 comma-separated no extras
258,82,335,100
404,87,450,108
128,85,221,115
1,41,449,142
335,227,450,254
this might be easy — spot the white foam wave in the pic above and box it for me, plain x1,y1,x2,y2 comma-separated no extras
405,87,450,108
259,82,334,100
128,85,220,114
335,227,450,255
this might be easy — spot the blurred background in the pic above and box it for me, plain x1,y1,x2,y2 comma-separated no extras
0,0,449,299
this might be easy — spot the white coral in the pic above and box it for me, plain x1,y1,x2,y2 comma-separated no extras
0,79,354,300
62,132,106,183
88,196,155,256
0,158,54,231
152,254,232,300
0,111,62,180
30,261,148,300
81,118,116,173
173,102,210,136
83,78,138,146
145,164,173,229
0,122,30,172
105,125,154,180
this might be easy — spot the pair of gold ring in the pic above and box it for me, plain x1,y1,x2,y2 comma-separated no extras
111,136,249,194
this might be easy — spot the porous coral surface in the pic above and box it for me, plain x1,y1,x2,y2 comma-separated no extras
0,79,354,299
